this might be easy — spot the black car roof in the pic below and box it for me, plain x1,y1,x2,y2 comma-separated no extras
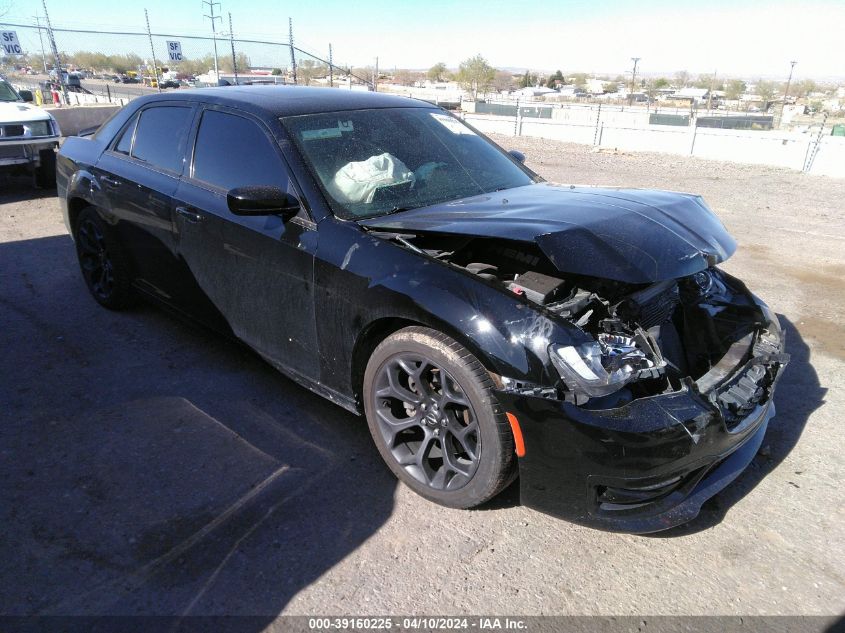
131,85,434,117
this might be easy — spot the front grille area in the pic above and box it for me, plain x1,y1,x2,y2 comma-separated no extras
1,124,25,137
0,144,29,159
717,361,780,428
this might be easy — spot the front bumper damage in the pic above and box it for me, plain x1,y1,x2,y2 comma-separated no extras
497,314,789,534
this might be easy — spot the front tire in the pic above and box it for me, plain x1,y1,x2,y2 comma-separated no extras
74,207,133,310
363,326,516,509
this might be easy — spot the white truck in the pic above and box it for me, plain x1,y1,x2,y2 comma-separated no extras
0,79,61,187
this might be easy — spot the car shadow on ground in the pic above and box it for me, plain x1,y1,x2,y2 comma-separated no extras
647,315,824,537
0,175,56,203
0,232,397,625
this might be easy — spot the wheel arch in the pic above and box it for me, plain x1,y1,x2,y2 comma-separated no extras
349,313,506,411
67,196,91,235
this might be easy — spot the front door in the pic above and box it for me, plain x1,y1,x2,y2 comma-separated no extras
173,107,320,380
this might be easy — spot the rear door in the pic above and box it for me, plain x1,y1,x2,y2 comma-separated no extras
94,103,196,301
173,106,320,379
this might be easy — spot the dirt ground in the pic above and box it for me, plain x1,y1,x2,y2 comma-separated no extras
1,137,843,623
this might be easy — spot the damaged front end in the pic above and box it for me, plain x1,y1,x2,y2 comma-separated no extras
369,229,789,532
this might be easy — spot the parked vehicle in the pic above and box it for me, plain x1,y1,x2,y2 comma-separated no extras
56,87,788,532
160,79,181,89
0,79,60,187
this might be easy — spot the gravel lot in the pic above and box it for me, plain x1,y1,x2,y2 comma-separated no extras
1,138,843,623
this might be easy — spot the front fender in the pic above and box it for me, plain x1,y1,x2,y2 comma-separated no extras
313,218,587,398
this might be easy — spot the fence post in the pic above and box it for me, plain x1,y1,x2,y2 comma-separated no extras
689,122,698,155
106,84,111,103
288,18,297,84
593,103,602,145
597,121,604,146
228,13,238,84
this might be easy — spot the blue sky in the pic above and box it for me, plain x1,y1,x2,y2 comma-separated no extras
3,0,843,79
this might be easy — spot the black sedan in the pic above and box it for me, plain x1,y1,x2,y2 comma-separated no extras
56,87,788,533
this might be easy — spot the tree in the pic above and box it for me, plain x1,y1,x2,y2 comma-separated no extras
725,79,746,100
755,79,776,102
271,68,283,76
548,69,564,88
792,79,817,98
427,62,447,82
393,69,414,86
604,81,618,94
694,73,713,89
493,70,515,92
674,70,690,88
219,52,251,74
518,70,536,88
456,54,495,100
569,72,588,88
296,58,327,85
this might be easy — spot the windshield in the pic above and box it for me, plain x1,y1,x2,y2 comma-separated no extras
0,81,22,102
282,107,535,219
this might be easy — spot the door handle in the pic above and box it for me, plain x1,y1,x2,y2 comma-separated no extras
175,206,203,223
100,175,122,187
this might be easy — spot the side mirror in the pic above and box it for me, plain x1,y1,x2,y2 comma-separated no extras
508,149,526,164
227,186,300,220
18,89,33,102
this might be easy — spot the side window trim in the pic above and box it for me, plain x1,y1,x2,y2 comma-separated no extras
108,111,139,156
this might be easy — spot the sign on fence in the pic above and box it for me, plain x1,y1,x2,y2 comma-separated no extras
1,31,24,55
166,41,182,62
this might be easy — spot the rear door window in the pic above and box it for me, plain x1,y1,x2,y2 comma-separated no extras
129,105,193,174
191,109,288,190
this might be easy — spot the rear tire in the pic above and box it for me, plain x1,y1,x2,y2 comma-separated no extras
74,207,133,310
363,326,516,509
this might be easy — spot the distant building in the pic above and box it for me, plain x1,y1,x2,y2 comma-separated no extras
667,87,710,103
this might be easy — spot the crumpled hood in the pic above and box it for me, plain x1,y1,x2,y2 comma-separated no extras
360,183,736,283
0,101,55,124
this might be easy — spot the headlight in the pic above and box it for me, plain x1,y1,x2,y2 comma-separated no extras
549,333,664,399
22,121,53,137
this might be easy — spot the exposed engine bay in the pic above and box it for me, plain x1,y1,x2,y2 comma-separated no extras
371,231,785,413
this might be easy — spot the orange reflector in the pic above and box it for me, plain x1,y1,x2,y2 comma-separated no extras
506,412,526,457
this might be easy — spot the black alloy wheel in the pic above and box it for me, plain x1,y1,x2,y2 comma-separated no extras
74,207,133,310
372,352,481,491
364,327,516,508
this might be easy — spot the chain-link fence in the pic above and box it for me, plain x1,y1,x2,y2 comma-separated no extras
1,18,373,106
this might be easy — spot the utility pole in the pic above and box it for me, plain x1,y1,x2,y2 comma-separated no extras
33,15,48,73
780,60,798,127
202,0,221,81
373,56,378,92
288,18,297,84
629,57,640,106
328,43,333,88
144,9,162,92
706,69,716,113
40,0,68,104
228,12,238,84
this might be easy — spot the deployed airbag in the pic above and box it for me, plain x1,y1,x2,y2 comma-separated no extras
329,153,414,204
